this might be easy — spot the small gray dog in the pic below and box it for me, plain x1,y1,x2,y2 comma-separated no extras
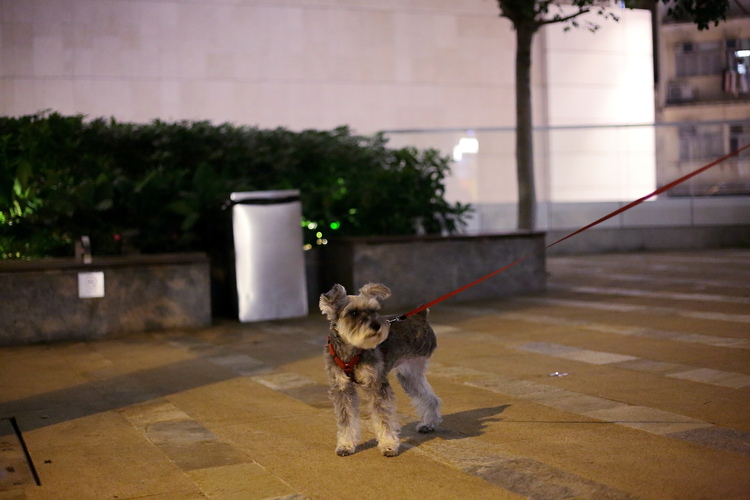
319,283,442,457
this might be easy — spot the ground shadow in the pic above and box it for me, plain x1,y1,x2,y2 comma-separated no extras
355,404,512,454
405,404,512,443
0,356,241,435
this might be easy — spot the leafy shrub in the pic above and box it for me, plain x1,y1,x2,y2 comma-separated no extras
0,112,472,261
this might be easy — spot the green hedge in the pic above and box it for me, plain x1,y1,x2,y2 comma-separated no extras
1,112,471,261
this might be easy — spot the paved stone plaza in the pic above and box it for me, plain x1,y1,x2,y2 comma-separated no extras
1,250,749,499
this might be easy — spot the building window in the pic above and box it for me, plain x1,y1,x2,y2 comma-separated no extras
724,39,750,96
678,124,723,161
729,124,750,156
675,41,723,77
679,123,750,161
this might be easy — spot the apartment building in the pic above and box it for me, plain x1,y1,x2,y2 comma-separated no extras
655,1,750,195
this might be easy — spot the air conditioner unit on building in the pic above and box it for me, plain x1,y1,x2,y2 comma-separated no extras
667,82,695,102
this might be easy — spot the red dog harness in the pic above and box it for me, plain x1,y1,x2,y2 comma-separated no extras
327,337,360,380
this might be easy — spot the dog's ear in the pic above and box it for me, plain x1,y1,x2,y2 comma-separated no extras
359,283,391,301
319,284,348,320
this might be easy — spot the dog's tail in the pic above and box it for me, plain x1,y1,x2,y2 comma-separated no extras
407,306,430,322
413,306,429,317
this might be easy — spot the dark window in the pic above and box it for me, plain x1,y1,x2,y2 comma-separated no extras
729,125,750,156
675,41,723,77
678,125,723,161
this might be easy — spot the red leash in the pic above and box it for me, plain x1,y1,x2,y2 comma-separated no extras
396,142,750,321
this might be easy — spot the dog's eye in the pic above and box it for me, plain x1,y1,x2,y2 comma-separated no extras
348,310,359,317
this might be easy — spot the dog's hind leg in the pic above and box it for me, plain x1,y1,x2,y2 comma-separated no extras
330,380,360,456
396,357,442,433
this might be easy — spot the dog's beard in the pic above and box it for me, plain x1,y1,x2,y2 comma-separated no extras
338,319,390,349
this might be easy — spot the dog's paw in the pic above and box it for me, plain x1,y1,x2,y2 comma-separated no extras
335,446,356,457
381,446,399,457
416,423,437,433
378,439,400,457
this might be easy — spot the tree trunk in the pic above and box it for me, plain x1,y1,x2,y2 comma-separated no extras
515,23,536,231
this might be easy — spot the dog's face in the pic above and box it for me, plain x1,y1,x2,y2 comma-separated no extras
320,283,392,349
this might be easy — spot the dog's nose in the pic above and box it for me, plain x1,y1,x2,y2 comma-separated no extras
370,320,381,331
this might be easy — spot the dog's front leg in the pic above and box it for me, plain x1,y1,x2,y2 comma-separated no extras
330,377,360,456
364,378,400,457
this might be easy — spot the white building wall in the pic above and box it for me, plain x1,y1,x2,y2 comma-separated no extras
540,6,656,203
0,0,517,133
428,6,657,228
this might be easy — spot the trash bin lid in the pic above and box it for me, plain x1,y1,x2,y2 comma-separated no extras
230,189,300,205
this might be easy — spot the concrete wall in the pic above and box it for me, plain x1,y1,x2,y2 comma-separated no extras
545,225,750,255
479,197,750,254
475,195,750,232
318,233,546,311
0,253,211,344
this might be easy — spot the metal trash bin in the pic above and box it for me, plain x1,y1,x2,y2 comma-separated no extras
230,190,308,322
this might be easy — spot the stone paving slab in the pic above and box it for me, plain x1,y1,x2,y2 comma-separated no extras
1,250,749,499
0,420,36,492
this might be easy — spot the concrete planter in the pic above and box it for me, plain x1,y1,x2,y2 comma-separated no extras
0,253,211,345
313,232,546,311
